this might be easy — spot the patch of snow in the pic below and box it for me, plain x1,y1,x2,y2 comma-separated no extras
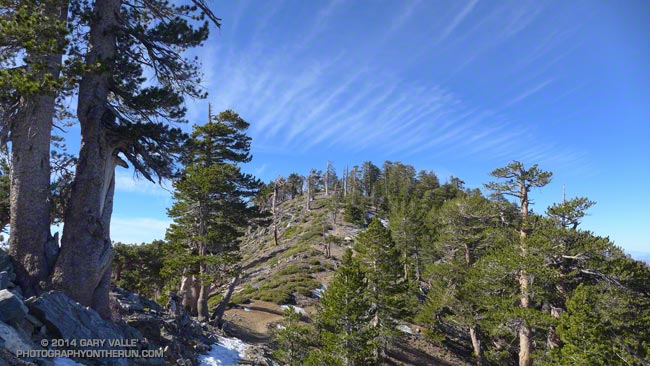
198,336,249,366
397,324,414,334
243,307,251,312
312,284,327,298
280,305,306,315
53,358,87,366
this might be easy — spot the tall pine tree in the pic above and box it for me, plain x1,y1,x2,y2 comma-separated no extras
485,161,552,366
355,218,410,362
317,248,373,366
166,110,260,321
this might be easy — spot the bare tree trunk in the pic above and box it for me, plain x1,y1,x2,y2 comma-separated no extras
519,326,532,366
93,169,116,314
324,161,329,196
518,186,532,366
306,171,312,211
51,0,120,318
9,98,56,297
197,279,210,322
196,238,210,322
180,276,194,312
213,272,240,327
272,181,278,246
470,326,483,365
191,276,200,315
343,165,348,197
8,0,68,298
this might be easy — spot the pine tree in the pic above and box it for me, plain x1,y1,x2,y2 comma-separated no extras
286,173,303,198
485,161,552,366
166,110,260,321
355,219,410,361
418,193,500,365
553,280,650,366
51,0,221,317
318,249,373,366
360,161,380,197
272,307,314,366
1,0,70,297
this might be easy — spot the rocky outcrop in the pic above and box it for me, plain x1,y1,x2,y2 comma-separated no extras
0,349,36,366
0,248,18,293
0,245,257,366
0,288,216,366
0,271,11,290
0,290,27,324
110,286,216,366
0,321,34,358
26,291,124,343
24,291,128,366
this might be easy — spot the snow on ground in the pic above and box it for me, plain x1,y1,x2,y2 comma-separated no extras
397,324,414,334
199,336,249,366
312,284,327,298
53,358,86,366
280,305,306,315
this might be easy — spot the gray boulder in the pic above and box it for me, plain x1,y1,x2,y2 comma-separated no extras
0,349,37,366
25,291,124,342
26,292,127,366
110,288,162,314
0,290,28,323
0,320,34,357
125,314,162,344
0,271,11,290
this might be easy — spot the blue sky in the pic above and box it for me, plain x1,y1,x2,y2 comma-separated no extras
106,0,649,256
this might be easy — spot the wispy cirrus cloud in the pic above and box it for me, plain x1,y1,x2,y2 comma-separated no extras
389,0,423,32
187,0,587,174
503,79,554,108
437,0,480,43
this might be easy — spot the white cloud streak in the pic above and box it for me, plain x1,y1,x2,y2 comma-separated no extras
188,0,584,171
438,0,480,43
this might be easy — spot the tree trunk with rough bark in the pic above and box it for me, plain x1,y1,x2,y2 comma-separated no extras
9,0,68,298
197,282,210,322
51,0,120,318
324,161,329,196
272,181,278,246
518,183,532,366
180,275,195,313
306,172,312,211
470,326,482,365
519,326,532,366
196,238,210,322
213,272,239,327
